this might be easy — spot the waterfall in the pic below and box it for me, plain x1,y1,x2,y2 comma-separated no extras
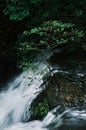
0,63,49,130
0,62,86,130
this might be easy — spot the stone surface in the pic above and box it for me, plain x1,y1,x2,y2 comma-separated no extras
30,72,86,119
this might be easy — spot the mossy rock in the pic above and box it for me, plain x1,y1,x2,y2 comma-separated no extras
30,72,86,120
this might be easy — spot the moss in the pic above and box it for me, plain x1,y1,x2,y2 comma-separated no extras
30,72,86,120
31,99,49,119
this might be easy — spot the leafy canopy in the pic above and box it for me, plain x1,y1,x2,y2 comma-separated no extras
1,0,86,23
16,20,84,70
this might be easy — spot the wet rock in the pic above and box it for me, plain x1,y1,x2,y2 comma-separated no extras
80,76,86,93
47,50,86,75
30,72,86,120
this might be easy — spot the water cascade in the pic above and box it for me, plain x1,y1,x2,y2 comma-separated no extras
0,62,86,130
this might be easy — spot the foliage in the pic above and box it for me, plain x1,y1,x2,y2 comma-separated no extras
0,0,85,28
2,0,42,21
31,99,49,119
0,0,86,24
0,0,86,72
16,20,84,69
59,0,86,18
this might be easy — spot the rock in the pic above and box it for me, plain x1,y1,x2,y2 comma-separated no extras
30,72,86,120
48,50,86,75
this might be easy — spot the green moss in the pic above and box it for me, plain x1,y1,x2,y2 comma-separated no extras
31,99,49,119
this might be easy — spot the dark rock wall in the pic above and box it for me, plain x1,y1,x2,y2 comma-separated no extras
0,13,23,84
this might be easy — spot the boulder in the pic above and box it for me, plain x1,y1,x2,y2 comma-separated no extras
30,72,86,120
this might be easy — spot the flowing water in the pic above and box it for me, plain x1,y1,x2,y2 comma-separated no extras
0,61,86,130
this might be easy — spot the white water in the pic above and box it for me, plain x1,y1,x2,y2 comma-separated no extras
0,63,49,130
0,62,86,130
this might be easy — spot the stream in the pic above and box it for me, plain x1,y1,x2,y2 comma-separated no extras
0,51,86,130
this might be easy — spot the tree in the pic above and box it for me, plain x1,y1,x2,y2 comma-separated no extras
16,20,84,70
